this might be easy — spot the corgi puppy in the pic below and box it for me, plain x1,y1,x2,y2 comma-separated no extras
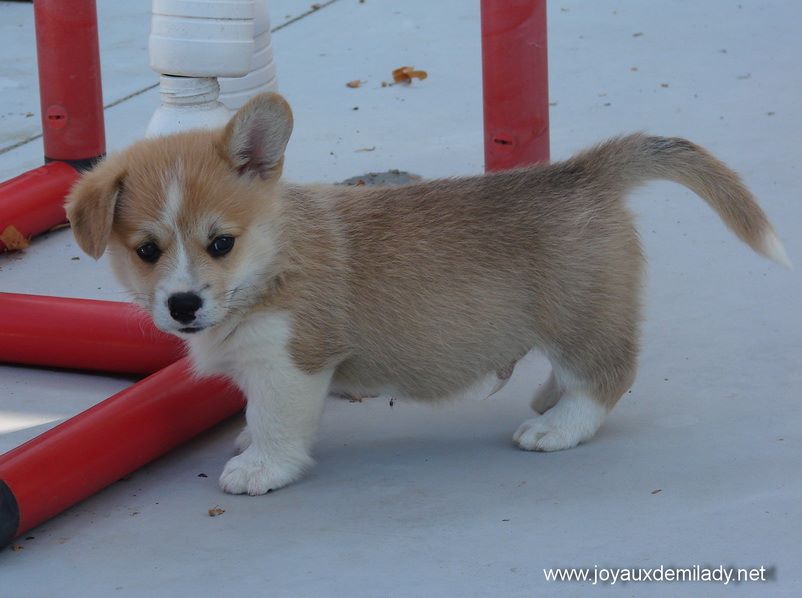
65,93,790,495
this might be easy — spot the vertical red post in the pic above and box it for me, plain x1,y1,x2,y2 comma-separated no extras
481,0,549,171
34,0,106,169
0,0,107,251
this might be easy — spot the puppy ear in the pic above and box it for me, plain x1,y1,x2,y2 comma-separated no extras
221,92,293,180
64,156,125,259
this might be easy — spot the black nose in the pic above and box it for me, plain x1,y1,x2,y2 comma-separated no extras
167,292,203,324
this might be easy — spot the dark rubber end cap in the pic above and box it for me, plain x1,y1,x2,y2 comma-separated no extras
0,480,20,549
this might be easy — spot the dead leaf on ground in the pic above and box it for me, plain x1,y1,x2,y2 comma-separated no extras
392,66,428,84
346,80,363,88
651,489,662,495
208,506,226,517
1,226,29,251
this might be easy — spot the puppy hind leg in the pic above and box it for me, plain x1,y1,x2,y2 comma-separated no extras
530,371,563,414
514,363,615,452
514,389,608,451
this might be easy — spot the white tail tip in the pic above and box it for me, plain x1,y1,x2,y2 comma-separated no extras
760,229,792,269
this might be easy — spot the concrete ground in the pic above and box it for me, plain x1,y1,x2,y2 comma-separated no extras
1,0,800,596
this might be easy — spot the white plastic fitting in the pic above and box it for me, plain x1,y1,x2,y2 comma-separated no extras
149,0,256,78
145,75,232,137
219,0,279,110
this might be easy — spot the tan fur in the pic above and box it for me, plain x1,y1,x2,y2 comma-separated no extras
66,93,788,418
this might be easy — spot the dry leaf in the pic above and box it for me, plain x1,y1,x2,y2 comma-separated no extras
392,66,428,84
310,3,321,10
651,489,662,495
346,80,362,88
0,226,30,251
10,544,24,552
208,506,226,517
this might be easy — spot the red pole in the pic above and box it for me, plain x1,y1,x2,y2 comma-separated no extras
0,0,106,252
34,0,106,168
0,163,79,251
0,358,245,546
0,293,184,375
481,0,549,171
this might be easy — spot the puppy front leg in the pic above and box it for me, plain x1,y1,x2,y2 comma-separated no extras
219,359,333,496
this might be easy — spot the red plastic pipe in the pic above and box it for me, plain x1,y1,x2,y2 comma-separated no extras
0,0,106,252
34,0,105,167
0,293,184,375
0,162,78,252
0,358,245,546
481,0,549,171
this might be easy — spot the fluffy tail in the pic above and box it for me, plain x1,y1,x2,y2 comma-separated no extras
577,134,791,268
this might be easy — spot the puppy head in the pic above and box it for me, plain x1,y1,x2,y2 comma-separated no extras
65,93,293,337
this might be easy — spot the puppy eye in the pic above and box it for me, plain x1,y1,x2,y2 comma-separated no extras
208,235,235,258
136,242,161,263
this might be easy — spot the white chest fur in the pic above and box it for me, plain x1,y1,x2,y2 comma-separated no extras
186,310,293,379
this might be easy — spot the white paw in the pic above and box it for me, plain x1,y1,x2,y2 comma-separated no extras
513,393,607,452
513,415,581,451
219,447,312,495
234,426,251,454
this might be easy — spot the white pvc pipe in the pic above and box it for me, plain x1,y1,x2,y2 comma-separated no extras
147,0,258,136
149,0,255,77
145,75,232,137
219,0,279,111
